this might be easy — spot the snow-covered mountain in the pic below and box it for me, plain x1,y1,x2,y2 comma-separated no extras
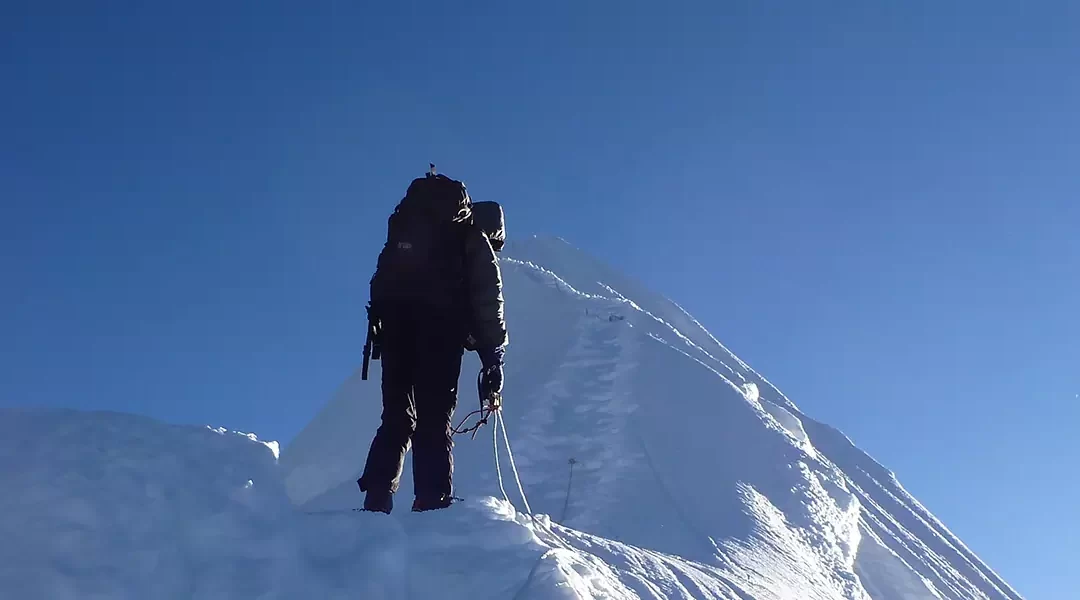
0,236,1022,599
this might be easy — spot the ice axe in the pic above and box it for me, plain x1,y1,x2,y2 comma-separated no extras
361,303,381,381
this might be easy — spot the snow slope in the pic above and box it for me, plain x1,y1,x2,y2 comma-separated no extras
0,236,1023,599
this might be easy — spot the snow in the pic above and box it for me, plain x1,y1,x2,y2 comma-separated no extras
0,235,1023,599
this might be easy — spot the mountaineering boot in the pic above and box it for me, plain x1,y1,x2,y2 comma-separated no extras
412,494,459,512
362,487,394,514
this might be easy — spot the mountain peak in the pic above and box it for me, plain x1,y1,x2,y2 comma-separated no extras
0,238,1022,599
283,241,1021,599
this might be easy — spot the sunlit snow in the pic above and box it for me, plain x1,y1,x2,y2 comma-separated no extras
0,236,1021,599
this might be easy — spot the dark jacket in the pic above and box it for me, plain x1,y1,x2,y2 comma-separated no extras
463,225,507,350
371,212,507,352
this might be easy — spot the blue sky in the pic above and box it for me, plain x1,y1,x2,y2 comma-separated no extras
2,2,1076,596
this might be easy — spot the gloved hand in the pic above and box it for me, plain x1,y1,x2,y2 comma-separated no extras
477,346,505,405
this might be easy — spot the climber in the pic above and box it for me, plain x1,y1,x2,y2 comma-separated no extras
357,168,508,513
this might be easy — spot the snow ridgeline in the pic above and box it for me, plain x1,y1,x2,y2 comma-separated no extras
0,236,1023,599
0,409,765,599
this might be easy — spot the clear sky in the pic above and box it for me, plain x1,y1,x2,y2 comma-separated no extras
2,2,1076,596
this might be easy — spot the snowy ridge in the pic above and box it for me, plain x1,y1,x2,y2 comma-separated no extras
0,236,1023,599
504,237,1020,599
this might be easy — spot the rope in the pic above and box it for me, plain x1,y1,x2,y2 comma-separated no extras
453,366,528,516
498,411,532,515
492,409,572,600
451,407,492,439
500,411,544,600
493,403,510,504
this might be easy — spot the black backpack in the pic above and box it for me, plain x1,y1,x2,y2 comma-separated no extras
370,173,474,313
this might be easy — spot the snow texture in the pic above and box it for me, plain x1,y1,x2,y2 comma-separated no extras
0,236,1023,599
